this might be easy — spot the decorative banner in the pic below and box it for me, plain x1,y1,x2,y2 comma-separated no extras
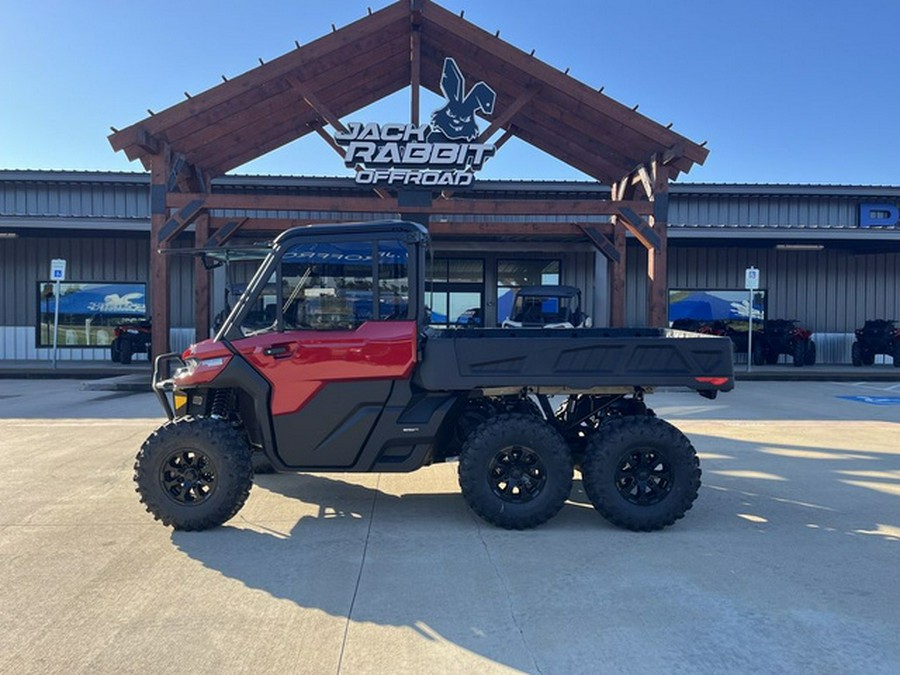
335,57,497,186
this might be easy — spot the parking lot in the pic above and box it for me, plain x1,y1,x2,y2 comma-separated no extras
1,378,898,674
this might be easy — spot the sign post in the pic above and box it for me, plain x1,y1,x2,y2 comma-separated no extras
50,259,66,367
744,266,760,372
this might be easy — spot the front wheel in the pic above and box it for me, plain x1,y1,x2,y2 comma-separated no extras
134,416,253,530
851,342,863,367
458,414,573,530
120,338,133,365
580,416,700,532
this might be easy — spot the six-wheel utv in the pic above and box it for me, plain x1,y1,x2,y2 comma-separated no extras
135,221,734,533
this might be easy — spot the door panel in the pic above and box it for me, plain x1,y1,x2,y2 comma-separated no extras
231,321,417,468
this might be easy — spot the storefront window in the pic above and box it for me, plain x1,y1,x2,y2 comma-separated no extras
496,259,560,323
426,257,484,327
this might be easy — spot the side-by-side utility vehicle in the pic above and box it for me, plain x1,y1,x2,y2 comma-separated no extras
136,221,734,532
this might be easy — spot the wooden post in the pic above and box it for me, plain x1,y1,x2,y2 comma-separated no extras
194,212,210,341
410,0,422,126
647,159,669,327
609,181,627,327
149,154,171,356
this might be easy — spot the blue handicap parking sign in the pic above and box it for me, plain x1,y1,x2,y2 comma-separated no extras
837,395,900,406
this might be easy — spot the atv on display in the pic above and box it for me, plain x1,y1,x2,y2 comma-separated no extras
754,319,816,367
110,319,151,364
851,319,900,367
135,221,734,534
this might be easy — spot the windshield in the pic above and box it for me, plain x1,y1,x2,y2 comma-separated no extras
511,294,575,324
237,239,409,336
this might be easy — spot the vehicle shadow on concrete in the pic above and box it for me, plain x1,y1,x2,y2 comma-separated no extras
170,472,607,672
171,459,900,671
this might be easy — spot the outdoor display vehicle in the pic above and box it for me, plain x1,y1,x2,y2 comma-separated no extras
135,221,734,533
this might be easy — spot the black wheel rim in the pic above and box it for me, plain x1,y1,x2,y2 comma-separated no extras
488,444,547,503
160,448,217,505
614,448,673,505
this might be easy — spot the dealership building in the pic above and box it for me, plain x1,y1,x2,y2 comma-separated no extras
2,171,898,365
1,0,898,364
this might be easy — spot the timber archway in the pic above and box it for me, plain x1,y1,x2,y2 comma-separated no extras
109,0,708,352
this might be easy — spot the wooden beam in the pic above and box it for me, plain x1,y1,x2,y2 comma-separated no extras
287,74,348,133
578,225,620,263
410,13,421,126
158,199,206,244
108,2,409,149
170,192,653,217
209,216,610,237
610,217,626,327
476,85,539,143
136,127,159,155
492,127,516,150
150,156,170,356
616,206,661,251
636,164,653,201
194,213,210,341
421,5,710,166
205,218,249,248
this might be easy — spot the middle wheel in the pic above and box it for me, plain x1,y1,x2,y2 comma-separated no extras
458,413,573,530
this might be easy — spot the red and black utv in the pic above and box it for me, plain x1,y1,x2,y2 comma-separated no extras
136,221,734,533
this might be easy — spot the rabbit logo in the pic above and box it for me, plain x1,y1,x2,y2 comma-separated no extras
428,57,496,143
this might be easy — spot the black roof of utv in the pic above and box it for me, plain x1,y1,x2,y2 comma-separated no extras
273,220,430,245
514,285,581,298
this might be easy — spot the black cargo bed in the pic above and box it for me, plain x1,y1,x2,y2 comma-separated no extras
414,327,734,393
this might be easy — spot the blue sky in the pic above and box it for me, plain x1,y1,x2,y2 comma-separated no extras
1,0,898,184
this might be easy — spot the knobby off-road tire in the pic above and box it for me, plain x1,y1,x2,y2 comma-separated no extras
134,416,253,530
804,340,817,366
851,342,863,367
120,338,133,365
581,416,700,532
792,340,806,367
458,413,573,530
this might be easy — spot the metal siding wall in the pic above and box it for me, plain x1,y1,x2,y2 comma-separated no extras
0,180,149,218
669,246,900,363
669,193,858,228
0,235,151,359
625,242,648,327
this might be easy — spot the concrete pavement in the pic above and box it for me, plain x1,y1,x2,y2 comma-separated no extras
0,379,898,674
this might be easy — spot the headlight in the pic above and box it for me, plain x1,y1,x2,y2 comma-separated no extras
173,355,231,385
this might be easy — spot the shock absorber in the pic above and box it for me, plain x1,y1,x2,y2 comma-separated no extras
209,388,234,419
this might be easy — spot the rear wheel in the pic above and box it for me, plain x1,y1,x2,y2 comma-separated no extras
804,340,817,366
580,416,700,532
134,416,253,530
792,340,806,367
110,338,121,363
893,343,900,367
459,414,573,530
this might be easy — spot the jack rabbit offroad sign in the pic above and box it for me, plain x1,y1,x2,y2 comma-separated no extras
335,58,497,186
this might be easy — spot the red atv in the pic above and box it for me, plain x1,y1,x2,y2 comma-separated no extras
135,221,733,533
852,319,900,367
110,319,152,364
